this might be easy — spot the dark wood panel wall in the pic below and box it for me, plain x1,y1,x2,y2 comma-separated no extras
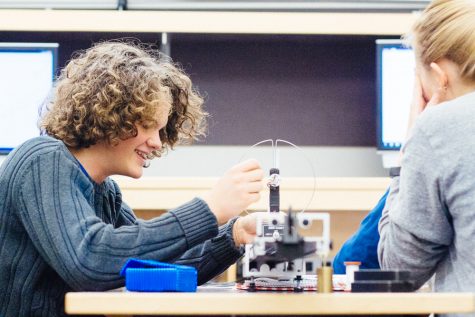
1,32,398,146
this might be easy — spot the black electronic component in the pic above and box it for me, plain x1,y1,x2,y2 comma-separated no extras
354,269,411,281
351,269,415,293
268,168,280,213
351,280,415,292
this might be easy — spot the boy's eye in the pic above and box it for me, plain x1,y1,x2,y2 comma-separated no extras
141,120,159,131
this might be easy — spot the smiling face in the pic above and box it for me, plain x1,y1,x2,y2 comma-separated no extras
105,103,171,179
46,42,207,183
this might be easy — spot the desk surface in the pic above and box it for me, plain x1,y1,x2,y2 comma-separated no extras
65,290,475,315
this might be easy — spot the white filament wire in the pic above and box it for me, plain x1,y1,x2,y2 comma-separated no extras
237,139,274,163
275,139,316,214
239,138,317,214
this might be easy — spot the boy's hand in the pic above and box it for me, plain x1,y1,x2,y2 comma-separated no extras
202,159,264,225
231,213,262,246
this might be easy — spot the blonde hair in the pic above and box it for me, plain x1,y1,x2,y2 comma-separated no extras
408,0,475,82
41,41,207,153
158,60,207,150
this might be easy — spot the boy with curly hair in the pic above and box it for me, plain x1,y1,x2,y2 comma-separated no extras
0,41,263,317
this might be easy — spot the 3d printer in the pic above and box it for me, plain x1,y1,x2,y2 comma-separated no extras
241,140,331,291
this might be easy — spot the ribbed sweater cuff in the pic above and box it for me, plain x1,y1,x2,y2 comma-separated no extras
170,198,218,248
211,217,244,265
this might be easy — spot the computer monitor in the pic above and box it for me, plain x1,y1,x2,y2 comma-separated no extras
376,39,415,167
0,43,58,154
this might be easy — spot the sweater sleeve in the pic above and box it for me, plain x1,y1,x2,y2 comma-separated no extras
378,124,453,289
14,151,219,291
108,179,242,284
116,200,137,226
173,217,244,284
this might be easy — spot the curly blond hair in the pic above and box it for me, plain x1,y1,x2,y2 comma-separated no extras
158,60,207,151
41,41,207,153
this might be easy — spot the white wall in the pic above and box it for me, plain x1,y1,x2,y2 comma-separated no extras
0,146,387,177
140,145,387,177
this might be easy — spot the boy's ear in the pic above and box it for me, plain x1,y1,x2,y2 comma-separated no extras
429,61,448,89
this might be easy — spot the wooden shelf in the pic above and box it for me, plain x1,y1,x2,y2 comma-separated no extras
0,9,416,35
113,177,390,211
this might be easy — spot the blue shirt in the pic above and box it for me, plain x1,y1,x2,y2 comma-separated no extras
333,190,388,274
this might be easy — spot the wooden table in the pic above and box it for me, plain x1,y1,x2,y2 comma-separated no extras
65,290,475,316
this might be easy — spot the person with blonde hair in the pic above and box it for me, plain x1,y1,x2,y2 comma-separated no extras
378,0,475,303
0,41,263,317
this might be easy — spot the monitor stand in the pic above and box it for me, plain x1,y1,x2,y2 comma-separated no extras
378,151,400,169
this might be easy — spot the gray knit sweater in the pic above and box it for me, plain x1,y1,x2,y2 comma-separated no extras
379,91,475,317
0,136,242,317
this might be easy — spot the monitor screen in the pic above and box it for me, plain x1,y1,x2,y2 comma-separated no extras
376,39,415,151
0,43,58,154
